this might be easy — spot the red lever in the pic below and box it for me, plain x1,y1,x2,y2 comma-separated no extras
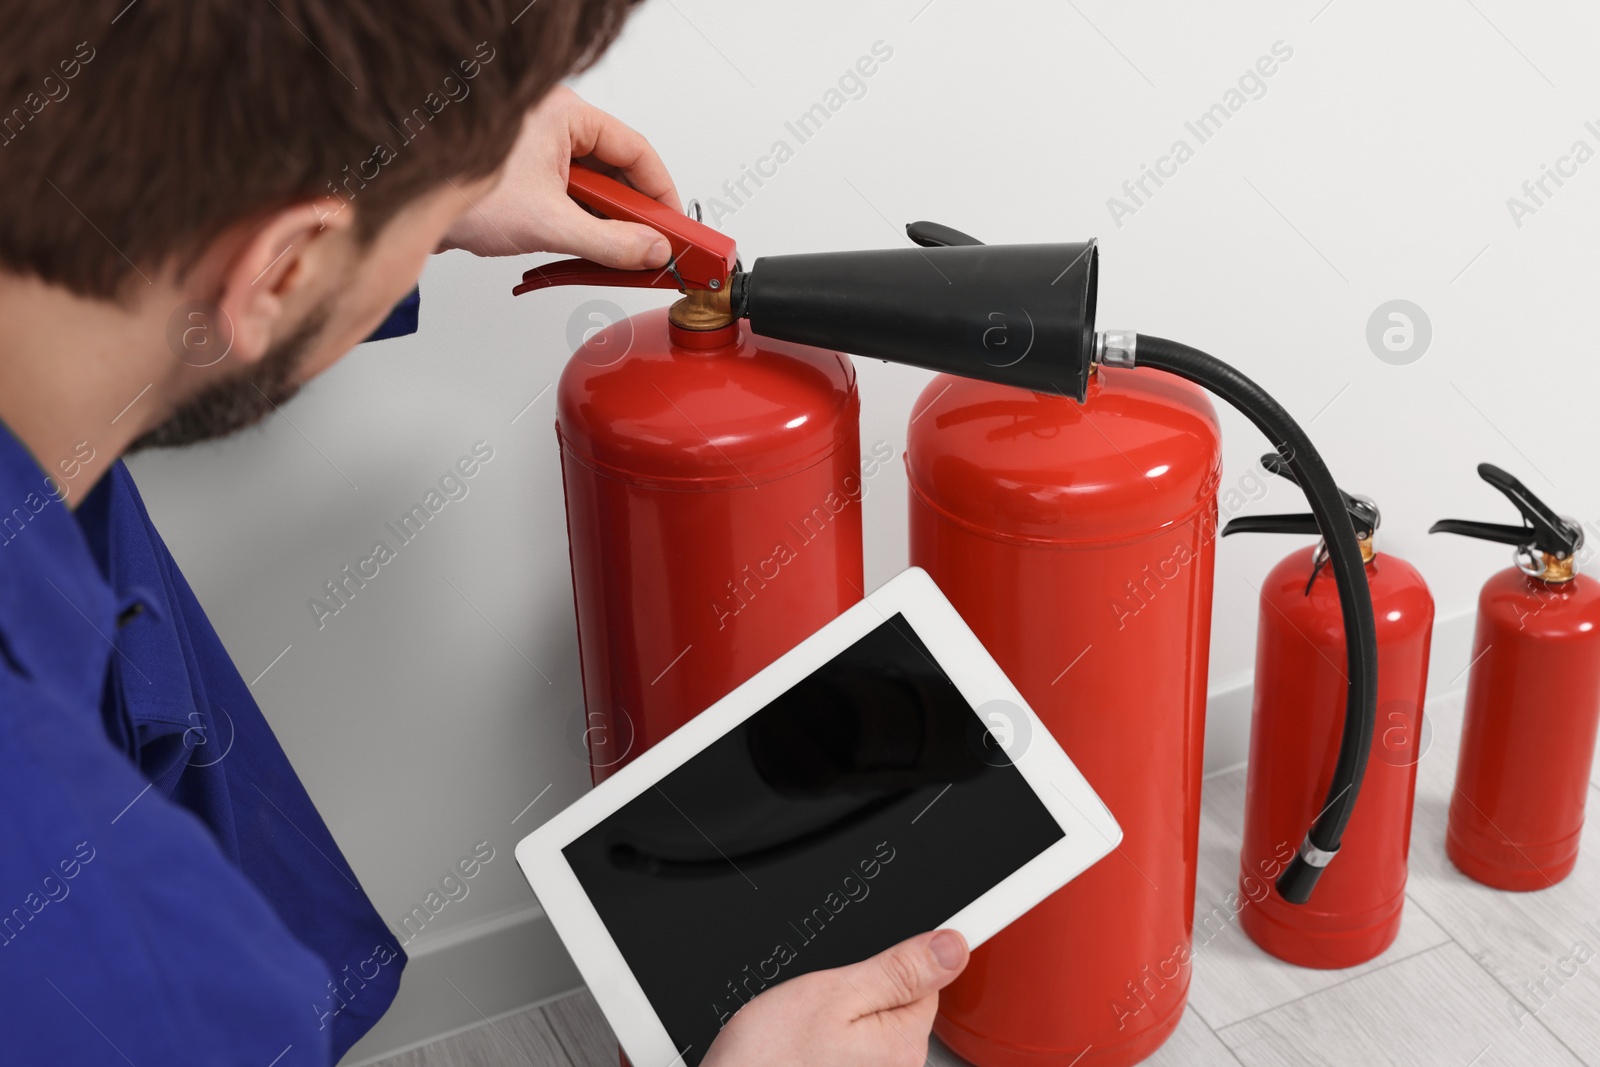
512,258,680,296
514,165,738,296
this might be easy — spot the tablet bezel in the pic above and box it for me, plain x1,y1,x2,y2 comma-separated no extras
514,566,1122,1067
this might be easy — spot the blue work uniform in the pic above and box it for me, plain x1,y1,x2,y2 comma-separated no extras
0,294,421,1065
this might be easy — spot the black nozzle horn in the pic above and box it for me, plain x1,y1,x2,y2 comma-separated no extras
736,226,1099,402
1429,463,1581,557
1223,452,1378,540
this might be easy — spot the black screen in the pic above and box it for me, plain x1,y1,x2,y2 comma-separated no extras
562,613,1064,1065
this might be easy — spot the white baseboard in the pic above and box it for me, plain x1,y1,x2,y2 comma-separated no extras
342,605,1482,1063
1203,668,1256,777
1420,606,1480,707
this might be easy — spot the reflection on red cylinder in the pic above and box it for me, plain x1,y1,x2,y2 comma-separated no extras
1448,568,1600,889
557,308,864,783
1237,547,1433,967
907,368,1220,1066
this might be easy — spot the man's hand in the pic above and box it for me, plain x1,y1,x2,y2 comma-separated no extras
439,86,681,268
701,929,970,1067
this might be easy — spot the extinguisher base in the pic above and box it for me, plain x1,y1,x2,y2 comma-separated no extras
1445,822,1581,892
933,992,1187,1067
1236,883,1406,970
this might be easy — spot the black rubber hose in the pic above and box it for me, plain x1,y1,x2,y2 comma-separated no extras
1135,335,1377,904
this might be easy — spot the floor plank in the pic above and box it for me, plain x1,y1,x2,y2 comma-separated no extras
1404,694,1600,1066
369,1000,576,1067
1219,942,1584,1067
1185,767,1453,1031
1139,1007,1245,1067
480,990,1250,1067
541,990,621,1067
927,1006,1240,1067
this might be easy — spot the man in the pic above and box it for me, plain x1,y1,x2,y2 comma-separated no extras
0,1,967,1065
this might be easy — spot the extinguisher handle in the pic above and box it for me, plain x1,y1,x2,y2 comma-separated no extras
1429,463,1582,558
512,165,739,296
1427,519,1538,546
1259,449,1297,484
1220,513,1322,538
905,220,985,248
1249,452,1380,541
512,257,684,295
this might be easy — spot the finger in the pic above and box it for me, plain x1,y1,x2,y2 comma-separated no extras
835,929,969,1018
877,990,940,1045
568,96,683,213
540,200,671,270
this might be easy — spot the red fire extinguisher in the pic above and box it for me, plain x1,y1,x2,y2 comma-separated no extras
516,176,1381,1067
1431,464,1600,890
1222,455,1434,968
513,168,864,784
907,361,1222,1065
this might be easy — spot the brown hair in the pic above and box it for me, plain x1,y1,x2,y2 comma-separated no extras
0,0,642,299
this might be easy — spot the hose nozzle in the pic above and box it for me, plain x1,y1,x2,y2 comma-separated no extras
734,225,1099,401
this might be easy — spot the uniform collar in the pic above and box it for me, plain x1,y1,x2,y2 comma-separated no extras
0,420,117,710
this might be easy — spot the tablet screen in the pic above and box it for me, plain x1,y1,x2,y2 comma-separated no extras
561,612,1066,1065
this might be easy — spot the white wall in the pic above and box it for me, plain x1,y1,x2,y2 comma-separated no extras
126,0,1600,1059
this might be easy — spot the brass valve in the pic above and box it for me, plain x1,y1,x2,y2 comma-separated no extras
669,285,735,331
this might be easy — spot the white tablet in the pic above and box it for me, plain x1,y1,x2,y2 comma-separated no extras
514,567,1120,1067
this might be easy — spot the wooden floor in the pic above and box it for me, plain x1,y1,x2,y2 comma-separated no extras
370,691,1600,1066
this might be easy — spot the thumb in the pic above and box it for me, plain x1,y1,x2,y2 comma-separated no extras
544,201,672,270
839,930,969,1017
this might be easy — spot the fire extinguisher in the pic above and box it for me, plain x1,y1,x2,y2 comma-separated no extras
906,356,1222,1063
513,167,864,784
519,174,1380,1067
1222,454,1434,968
1431,464,1600,890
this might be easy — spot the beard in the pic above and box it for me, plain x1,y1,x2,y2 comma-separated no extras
129,302,331,452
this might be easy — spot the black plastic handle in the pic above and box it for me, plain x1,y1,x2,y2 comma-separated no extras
1260,450,1296,483
1427,519,1531,546
1226,453,1378,540
905,221,984,248
1221,513,1322,538
1429,463,1580,557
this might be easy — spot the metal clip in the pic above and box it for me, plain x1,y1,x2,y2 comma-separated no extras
1094,330,1138,369
1298,834,1338,868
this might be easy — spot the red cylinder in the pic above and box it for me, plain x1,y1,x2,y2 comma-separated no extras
1447,567,1600,889
908,368,1221,1066
1236,545,1433,967
557,308,863,782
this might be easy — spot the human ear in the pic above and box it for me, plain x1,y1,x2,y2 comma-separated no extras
215,197,352,365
